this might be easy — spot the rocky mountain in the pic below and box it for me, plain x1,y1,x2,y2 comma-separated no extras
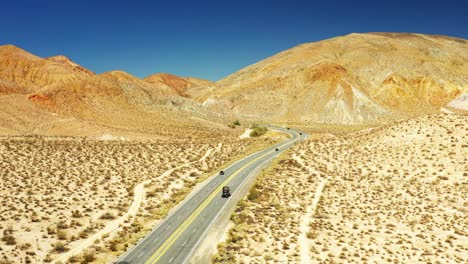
27,69,224,132
0,79,30,95
0,45,226,137
0,45,94,91
144,73,213,97
193,33,467,124
45,55,95,76
1,33,465,135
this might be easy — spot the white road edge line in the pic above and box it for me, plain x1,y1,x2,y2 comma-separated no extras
115,128,297,263
114,147,253,262
181,133,298,264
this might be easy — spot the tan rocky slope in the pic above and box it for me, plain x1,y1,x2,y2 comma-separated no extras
45,55,95,76
144,73,213,97
29,70,173,115
27,70,226,135
0,45,94,91
194,33,467,124
0,79,30,95
0,45,227,137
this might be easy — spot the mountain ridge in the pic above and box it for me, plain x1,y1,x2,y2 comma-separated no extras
192,32,467,124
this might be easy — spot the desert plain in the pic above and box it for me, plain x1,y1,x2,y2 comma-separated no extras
213,112,467,263
0,32,467,264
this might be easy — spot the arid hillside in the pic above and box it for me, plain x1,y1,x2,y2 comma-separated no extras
144,73,213,97
27,70,227,137
0,45,94,91
194,33,467,125
0,80,29,95
214,112,467,263
45,55,95,76
0,45,228,138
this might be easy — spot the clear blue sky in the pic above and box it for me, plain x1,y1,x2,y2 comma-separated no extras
1,0,467,81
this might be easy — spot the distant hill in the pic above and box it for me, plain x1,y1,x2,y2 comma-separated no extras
0,45,94,91
193,33,467,125
0,45,227,137
45,55,95,76
144,73,213,97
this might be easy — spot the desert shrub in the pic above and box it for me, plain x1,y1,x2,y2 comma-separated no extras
247,186,260,202
46,225,56,235
68,255,80,262
57,230,68,240
264,254,274,261
212,249,236,264
43,255,53,263
307,230,317,239
109,241,118,251
2,234,16,245
19,243,32,250
100,212,116,220
52,241,68,252
250,125,268,137
233,120,241,126
30,212,40,222
81,250,95,264
72,210,83,218
56,220,68,229
78,229,89,239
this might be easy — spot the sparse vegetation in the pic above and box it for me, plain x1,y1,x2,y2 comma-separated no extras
214,113,467,263
52,242,68,253
0,133,279,263
247,185,259,202
80,250,95,263
250,124,268,137
99,212,116,220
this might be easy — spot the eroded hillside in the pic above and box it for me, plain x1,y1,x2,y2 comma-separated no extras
0,45,229,138
0,45,94,91
195,33,467,125
144,73,212,97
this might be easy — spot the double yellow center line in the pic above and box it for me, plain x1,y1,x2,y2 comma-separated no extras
145,136,295,264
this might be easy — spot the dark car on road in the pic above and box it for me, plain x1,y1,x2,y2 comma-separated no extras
222,186,231,198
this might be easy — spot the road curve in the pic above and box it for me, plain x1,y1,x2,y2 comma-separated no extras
116,126,305,264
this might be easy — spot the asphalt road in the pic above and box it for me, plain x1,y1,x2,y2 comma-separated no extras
116,126,305,264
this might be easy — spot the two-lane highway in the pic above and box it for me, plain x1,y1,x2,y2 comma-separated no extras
116,126,305,264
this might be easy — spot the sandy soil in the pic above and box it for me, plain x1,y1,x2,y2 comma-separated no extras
213,112,467,263
239,129,252,139
0,134,276,264
299,176,329,264
53,145,217,263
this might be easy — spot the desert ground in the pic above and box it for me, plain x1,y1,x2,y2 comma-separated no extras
0,32,466,264
0,128,281,264
213,112,467,263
